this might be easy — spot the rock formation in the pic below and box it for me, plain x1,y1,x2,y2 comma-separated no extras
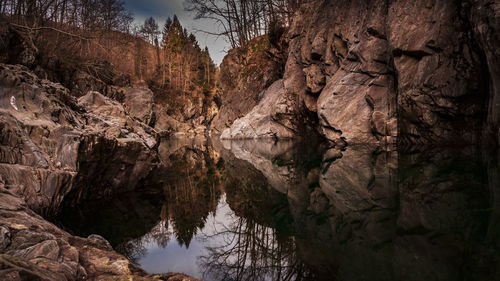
220,0,500,147
0,64,199,280
212,36,286,134
220,80,297,139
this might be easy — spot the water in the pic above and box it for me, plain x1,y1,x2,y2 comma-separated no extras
57,137,500,281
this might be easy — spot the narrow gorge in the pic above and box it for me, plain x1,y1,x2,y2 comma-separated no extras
0,0,499,280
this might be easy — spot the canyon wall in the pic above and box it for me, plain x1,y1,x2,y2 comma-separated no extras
221,0,500,147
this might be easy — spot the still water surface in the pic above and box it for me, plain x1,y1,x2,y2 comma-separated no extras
57,138,500,281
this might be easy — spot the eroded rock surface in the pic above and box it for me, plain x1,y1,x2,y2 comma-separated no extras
220,80,297,139
212,36,286,134
0,64,199,280
220,0,500,147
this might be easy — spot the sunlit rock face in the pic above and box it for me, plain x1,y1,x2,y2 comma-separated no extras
221,0,500,146
220,80,297,140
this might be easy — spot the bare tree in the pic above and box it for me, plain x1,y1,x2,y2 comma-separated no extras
1,0,133,32
185,0,302,48
140,16,159,44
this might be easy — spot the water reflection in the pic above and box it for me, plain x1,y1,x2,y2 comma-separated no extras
198,214,308,281
57,137,500,281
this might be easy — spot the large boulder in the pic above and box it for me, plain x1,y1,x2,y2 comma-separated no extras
221,80,297,139
212,36,285,134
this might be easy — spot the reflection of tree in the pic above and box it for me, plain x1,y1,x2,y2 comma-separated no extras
146,218,172,248
116,238,147,263
163,149,222,248
110,145,224,261
114,214,172,262
168,186,210,248
198,214,316,281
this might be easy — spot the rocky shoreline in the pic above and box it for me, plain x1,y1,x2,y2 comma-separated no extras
0,63,200,280
0,0,498,279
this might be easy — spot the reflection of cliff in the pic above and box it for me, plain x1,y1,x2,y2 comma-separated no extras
58,138,500,281
221,139,297,193
206,139,334,280
220,140,290,221
393,149,500,281
56,188,165,263
220,138,326,217
219,140,500,281
58,137,223,258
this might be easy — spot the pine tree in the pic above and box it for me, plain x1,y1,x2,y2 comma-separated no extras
156,14,216,95
141,17,160,44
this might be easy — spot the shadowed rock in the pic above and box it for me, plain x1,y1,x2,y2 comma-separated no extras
220,0,499,147
0,64,200,280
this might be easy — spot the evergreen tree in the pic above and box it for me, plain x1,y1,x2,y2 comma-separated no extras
156,14,216,95
141,17,160,44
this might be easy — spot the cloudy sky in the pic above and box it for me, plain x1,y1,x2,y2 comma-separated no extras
124,0,229,65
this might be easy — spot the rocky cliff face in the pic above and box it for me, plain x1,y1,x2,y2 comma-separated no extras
212,36,286,134
0,64,199,280
220,79,298,139
221,0,500,147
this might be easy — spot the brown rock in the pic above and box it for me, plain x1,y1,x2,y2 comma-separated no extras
0,64,197,280
305,64,326,94
218,0,498,146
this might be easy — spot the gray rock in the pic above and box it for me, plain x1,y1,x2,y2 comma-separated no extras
122,87,154,125
218,0,499,146
221,80,297,140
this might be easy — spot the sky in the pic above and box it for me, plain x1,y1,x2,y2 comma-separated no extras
123,0,229,65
